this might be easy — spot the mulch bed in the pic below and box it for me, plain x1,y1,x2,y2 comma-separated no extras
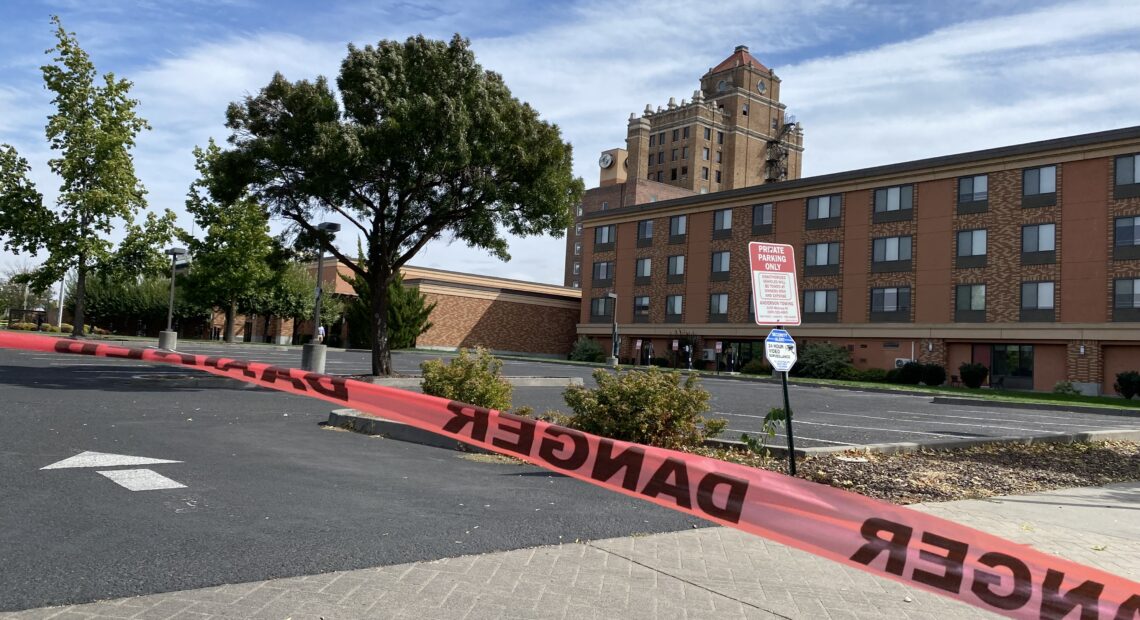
687,441,1140,504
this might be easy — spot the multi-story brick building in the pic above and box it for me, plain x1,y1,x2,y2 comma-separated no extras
574,125,1140,395
564,45,805,288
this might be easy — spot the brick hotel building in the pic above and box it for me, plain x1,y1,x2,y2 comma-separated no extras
565,46,1140,395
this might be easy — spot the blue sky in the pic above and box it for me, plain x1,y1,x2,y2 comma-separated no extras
3,0,1140,284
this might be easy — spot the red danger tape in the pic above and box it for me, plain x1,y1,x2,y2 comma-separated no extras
4,332,1138,619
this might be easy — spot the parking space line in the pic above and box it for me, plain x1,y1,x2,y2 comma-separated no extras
811,410,1067,435
793,419,957,438
891,409,1132,428
722,428,852,447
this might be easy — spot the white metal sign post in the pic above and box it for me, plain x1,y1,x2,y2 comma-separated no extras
749,242,802,475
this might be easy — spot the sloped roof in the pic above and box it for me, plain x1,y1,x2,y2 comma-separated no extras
706,45,770,75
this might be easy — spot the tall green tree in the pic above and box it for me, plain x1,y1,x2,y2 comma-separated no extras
211,34,582,375
0,17,171,336
341,249,435,350
181,141,277,342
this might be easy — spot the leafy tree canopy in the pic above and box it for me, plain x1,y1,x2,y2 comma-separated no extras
211,34,583,374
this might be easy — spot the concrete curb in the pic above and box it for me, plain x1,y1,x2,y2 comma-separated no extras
708,428,1140,457
327,409,491,454
347,376,583,388
931,396,1139,417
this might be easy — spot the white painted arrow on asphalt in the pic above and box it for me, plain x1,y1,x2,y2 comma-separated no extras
42,451,186,491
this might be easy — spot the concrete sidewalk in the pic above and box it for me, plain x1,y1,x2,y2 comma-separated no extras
5,483,1138,620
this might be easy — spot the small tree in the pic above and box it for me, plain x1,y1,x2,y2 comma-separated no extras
895,361,923,385
341,246,435,350
563,367,725,449
0,17,174,336
569,337,606,363
921,363,947,387
421,347,512,411
1114,371,1140,400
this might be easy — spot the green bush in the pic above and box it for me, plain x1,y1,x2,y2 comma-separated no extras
650,356,671,368
562,367,725,449
8,322,36,331
855,367,890,383
894,361,922,385
420,347,513,411
920,363,947,387
1052,380,1081,396
792,342,853,379
959,362,989,389
568,337,606,363
1114,371,1140,400
60,323,73,333
740,358,769,375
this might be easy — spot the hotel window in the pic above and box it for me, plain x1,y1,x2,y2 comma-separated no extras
572,262,580,275
572,280,579,288
669,215,687,242
703,127,711,140
1115,154,1140,199
708,293,728,321
672,129,679,142
958,174,988,213
711,251,730,281
594,225,615,247
671,148,678,162
1022,165,1057,207
576,204,583,217
635,257,652,285
804,242,839,277
956,229,987,268
702,167,709,180
573,242,581,256
1114,216,1140,260
871,286,911,322
802,289,838,322
872,236,912,272
752,203,773,234
702,147,709,161
742,103,749,116
681,166,688,178
633,296,650,321
1021,223,1056,264
683,127,689,139
671,168,678,181
600,201,608,210
657,152,664,165
1115,278,1140,320
591,261,614,285
656,171,663,182
873,185,913,223
657,132,665,144
955,284,986,322
717,131,724,145
806,194,842,229
575,223,582,236
1021,281,1055,322
667,255,685,283
647,155,654,168
712,209,732,239
715,170,722,183
649,134,655,147
682,147,688,159
590,297,614,319
665,295,683,321
716,150,722,163
637,219,654,247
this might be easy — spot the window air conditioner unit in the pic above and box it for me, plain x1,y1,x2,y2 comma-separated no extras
703,348,717,361
894,358,914,368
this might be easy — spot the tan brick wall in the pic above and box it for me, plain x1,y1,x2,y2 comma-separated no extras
417,293,578,356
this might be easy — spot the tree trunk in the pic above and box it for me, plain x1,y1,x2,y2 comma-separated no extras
71,259,87,337
224,302,236,343
370,271,393,376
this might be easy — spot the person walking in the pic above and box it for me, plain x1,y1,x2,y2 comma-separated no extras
317,325,325,344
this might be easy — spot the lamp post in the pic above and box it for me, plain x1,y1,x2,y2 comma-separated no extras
301,222,340,373
607,291,619,367
158,247,187,350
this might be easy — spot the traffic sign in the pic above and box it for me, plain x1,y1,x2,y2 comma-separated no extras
748,241,801,326
764,329,797,372
672,339,679,351
714,341,722,353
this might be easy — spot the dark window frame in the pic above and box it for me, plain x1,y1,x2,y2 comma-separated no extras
1020,281,1056,322
1114,216,1140,260
752,203,773,235
804,241,840,277
1021,223,1056,265
802,289,839,323
637,219,654,248
955,284,986,323
712,208,733,239
870,286,912,323
806,194,843,230
957,174,989,214
669,215,687,244
871,236,913,273
956,229,987,269
1115,154,1140,199
708,293,729,322
710,251,730,281
1022,165,1057,208
873,185,914,223
665,294,684,323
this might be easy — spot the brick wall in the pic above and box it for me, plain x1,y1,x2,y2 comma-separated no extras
417,293,578,356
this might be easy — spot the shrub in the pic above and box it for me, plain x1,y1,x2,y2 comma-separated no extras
562,367,725,449
60,323,73,333
855,367,890,383
650,356,671,368
420,347,513,411
1114,371,1140,400
894,361,923,385
741,358,769,375
959,362,989,389
792,342,853,379
1052,380,1082,396
920,363,947,387
569,337,606,363
8,322,36,331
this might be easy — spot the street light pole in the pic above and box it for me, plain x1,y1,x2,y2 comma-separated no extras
607,291,619,367
159,247,187,350
301,222,341,373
